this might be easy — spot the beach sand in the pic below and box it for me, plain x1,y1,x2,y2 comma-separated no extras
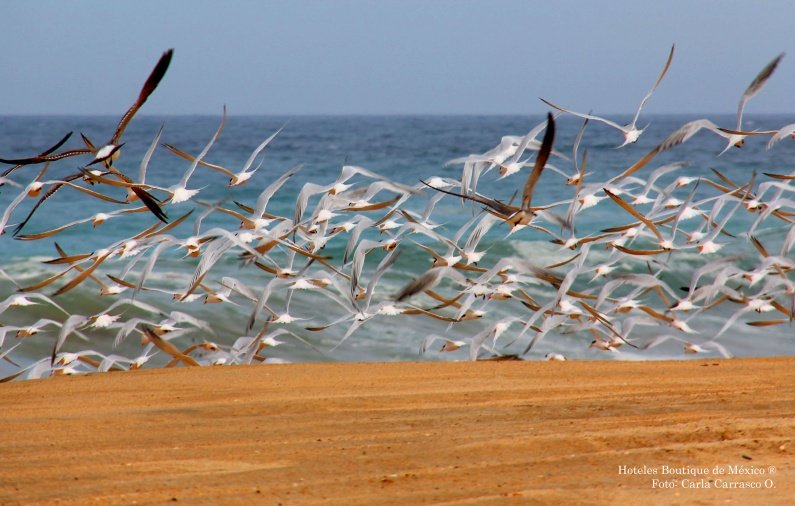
1,357,793,505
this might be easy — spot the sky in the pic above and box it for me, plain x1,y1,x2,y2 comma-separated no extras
2,0,795,116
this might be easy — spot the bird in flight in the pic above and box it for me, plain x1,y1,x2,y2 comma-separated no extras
423,112,556,233
3,50,175,234
540,44,675,147
0,49,174,168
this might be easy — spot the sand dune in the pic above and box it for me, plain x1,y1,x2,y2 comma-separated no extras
1,357,793,505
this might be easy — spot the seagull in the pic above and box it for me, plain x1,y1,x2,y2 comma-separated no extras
394,265,469,303
446,114,565,198
419,334,468,355
714,52,786,153
3,51,174,234
765,123,795,149
424,112,556,232
0,131,73,183
78,50,175,167
13,206,135,241
139,326,200,367
540,44,675,147
613,53,785,183
163,123,285,187
641,334,732,358
0,49,173,168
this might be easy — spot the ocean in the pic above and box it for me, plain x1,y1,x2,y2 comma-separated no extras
0,113,793,376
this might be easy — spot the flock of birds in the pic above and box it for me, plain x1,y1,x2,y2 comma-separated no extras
1,46,794,380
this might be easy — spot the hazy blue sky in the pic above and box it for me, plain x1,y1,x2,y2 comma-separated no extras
2,1,794,116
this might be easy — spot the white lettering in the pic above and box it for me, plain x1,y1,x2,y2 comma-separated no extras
661,465,710,476
681,478,711,489
726,465,765,475
714,479,762,489
618,465,657,475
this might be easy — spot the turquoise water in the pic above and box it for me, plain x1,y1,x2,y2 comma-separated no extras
1,113,793,376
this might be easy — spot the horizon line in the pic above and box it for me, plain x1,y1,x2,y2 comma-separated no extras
3,111,795,118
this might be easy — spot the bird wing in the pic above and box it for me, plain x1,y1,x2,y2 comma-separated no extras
632,44,675,127
735,52,784,130
540,98,624,131
111,49,174,144
521,112,555,211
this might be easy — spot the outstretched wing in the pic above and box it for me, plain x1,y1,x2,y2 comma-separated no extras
736,52,784,130
111,49,174,144
632,44,675,127
521,112,555,211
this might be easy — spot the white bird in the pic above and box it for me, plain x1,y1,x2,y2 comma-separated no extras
165,124,285,186
166,107,226,203
641,334,732,358
419,334,468,355
613,54,785,183
540,44,675,147
716,52,786,154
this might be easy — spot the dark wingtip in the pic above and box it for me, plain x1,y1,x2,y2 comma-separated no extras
47,132,74,154
139,49,174,103
11,220,26,237
132,186,169,223
536,112,556,169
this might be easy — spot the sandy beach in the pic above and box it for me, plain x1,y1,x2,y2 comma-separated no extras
1,357,793,505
